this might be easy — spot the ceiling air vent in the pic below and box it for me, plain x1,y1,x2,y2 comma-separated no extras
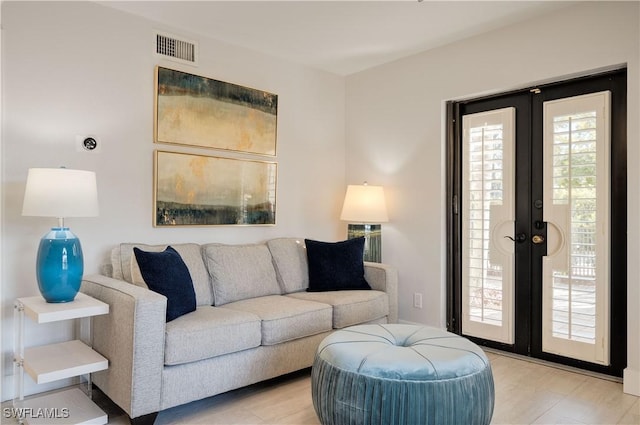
154,31,198,66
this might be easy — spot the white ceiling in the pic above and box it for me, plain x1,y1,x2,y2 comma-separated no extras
100,1,577,76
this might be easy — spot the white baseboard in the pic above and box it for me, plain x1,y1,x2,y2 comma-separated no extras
623,368,640,396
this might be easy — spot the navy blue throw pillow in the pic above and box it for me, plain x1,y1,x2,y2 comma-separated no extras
305,238,371,292
133,246,196,322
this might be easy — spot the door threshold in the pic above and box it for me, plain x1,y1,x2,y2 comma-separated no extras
483,347,623,384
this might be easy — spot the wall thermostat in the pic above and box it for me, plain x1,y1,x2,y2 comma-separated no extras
83,137,98,151
75,135,102,153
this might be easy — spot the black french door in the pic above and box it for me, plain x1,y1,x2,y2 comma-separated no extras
446,69,627,376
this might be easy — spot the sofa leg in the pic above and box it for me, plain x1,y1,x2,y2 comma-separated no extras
129,412,158,425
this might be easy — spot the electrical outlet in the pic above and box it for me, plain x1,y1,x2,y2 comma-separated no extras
413,293,423,309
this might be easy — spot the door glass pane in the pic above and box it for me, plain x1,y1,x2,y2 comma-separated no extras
468,124,502,326
462,108,515,344
551,112,597,343
543,92,610,365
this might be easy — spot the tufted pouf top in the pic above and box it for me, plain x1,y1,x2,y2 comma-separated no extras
316,324,490,381
312,324,495,425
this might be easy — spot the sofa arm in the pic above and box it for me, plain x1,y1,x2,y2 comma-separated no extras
364,262,398,323
80,274,167,419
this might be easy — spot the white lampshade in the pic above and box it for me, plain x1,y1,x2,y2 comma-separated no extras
22,168,99,218
340,184,388,223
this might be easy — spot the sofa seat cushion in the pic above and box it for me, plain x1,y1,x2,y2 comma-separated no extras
164,306,261,366
287,290,389,329
222,295,333,345
203,243,282,305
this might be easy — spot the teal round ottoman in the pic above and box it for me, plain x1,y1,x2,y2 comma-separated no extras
311,324,494,425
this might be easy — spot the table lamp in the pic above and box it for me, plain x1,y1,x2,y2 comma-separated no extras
340,182,388,262
22,168,99,303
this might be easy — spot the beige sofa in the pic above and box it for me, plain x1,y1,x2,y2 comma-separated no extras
80,238,398,424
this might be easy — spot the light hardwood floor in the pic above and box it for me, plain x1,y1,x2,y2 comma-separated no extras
5,352,639,424
99,351,639,425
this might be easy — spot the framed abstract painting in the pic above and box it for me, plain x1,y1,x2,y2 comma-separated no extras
154,66,278,156
154,150,277,226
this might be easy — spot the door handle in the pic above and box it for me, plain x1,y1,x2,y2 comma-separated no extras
504,233,527,243
532,235,545,244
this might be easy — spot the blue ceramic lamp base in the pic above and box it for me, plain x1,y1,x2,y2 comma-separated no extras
36,227,84,303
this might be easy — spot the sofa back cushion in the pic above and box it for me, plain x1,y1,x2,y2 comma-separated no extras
111,243,213,307
203,243,282,305
266,238,309,293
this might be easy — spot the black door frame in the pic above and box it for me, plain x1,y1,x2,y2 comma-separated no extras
446,69,627,377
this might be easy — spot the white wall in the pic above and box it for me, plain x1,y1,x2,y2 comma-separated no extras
3,0,638,404
346,1,639,394
0,1,346,400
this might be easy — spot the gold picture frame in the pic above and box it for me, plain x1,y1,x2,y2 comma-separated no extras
154,66,278,156
154,150,277,226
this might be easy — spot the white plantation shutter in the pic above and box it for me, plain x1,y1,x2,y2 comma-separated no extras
542,91,610,365
461,107,515,344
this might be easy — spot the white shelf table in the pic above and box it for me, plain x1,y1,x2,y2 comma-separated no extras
13,293,109,425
